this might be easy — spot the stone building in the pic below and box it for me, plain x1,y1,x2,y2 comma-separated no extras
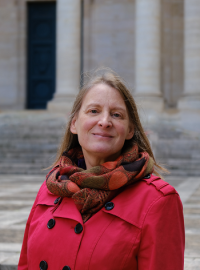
1,0,199,112
0,0,200,175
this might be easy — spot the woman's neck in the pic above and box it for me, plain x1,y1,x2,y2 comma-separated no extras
82,150,121,169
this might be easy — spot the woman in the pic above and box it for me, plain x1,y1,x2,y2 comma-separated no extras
18,70,185,270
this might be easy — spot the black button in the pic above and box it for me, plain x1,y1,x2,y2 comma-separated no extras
54,197,61,204
62,266,71,270
144,174,151,179
40,260,48,270
105,202,114,211
74,223,83,234
47,219,55,229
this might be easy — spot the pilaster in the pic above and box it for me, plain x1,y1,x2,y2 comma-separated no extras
134,0,164,112
178,0,200,110
48,0,81,113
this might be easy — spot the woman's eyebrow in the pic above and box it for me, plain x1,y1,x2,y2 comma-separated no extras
86,103,101,107
111,106,126,112
85,103,126,112
84,103,101,109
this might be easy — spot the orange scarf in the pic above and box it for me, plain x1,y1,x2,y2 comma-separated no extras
46,144,154,222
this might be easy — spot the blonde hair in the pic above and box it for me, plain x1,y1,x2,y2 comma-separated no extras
51,68,168,177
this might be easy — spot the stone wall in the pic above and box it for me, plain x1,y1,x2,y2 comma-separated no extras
83,0,135,90
0,0,196,110
0,0,19,109
161,0,184,108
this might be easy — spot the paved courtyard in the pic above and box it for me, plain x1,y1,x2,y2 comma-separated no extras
0,174,199,269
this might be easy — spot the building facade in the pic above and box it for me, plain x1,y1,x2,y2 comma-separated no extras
0,0,200,112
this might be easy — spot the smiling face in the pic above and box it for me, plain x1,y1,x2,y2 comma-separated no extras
70,83,134,169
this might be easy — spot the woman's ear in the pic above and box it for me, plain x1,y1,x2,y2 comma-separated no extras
70,116,77,134
126,125,134,140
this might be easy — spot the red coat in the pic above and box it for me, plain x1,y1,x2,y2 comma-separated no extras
18,175,185,270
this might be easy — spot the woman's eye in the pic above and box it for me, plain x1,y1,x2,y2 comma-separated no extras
113,113,121,118
90,109,97,114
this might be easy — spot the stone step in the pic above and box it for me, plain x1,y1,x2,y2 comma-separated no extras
152,139,200,159
0,155,57,164
159,158,200,169
0,163,49,175
0,157,55,164
158,158,200,176
0,155,57,163
0,152,56,159
159,157,200,164
0,152,57,159
0,143,59,151
0,133,63,140
164,169,200,177
0,144,60,149
0,130,64,137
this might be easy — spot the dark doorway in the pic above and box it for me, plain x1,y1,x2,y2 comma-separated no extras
27,2,56,109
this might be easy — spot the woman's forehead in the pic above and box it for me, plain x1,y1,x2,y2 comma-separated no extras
81,83,126,107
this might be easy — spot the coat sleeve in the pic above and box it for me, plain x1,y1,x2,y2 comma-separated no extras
137,194,185,270
17,182,45,270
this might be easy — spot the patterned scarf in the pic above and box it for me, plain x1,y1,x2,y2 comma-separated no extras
46,144,154,222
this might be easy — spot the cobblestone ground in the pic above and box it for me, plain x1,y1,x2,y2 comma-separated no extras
0,175,199,269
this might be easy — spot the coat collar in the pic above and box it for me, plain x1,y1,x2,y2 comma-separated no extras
102,182,145,228
53,197,83,225
102,175,163,228
36,182,83,224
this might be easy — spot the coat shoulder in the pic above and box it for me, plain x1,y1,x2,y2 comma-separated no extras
120,174,179,206
142,174,178,196
107,174,180,228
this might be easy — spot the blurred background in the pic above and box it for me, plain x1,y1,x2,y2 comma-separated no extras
0,0,200,269
0,0,200,174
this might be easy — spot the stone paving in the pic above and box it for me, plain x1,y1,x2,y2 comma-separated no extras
0,174,199,269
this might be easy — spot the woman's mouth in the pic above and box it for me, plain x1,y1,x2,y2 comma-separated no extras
92,133,113,138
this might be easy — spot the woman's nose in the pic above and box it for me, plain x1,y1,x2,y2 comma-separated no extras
98,113,112,128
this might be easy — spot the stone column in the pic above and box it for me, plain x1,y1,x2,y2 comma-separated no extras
134,0,164,111
48,0,81,113
178,0,200,110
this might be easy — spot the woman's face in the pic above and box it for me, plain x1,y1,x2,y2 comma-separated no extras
70,83,134,168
